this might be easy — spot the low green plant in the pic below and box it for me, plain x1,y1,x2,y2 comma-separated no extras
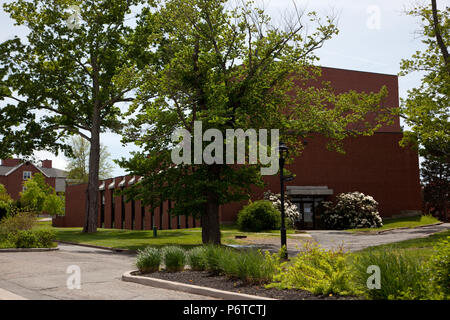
203,245,225,273
428,236,450,298
268,242,357,296
163,246,186,272
187,246,207,271
34,229,57,248
234,249,279,284
8,230,38,248
237,200,281,232
0,211,36,237
351,248,427,299
136,247,162,273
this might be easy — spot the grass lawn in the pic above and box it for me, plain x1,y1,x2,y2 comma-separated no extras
345,215,441,233
34,221,296,251
350,229,450,262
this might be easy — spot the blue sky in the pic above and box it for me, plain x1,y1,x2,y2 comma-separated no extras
1,0,446,176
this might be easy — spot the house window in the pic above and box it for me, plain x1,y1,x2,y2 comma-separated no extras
23,171,32,180
22,186,27,192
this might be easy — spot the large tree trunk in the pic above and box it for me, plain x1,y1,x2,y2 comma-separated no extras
201,165,221,244
83,122,100,233
83,53,101,233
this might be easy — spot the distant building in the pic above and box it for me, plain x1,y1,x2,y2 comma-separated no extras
0,158,68,199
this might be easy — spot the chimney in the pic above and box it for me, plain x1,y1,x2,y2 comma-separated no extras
41,159,52,168
1,158,21,167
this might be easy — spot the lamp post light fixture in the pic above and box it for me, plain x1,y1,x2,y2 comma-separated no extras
278,141,289,259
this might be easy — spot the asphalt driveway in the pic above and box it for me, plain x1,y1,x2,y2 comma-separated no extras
305,223,450,252
0,244,214,300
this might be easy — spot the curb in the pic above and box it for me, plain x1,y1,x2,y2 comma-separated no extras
0,247,59,253
56,241,136,253
122,271,275,300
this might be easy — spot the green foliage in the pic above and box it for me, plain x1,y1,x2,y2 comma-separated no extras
136,247,163,273
202,245,224,273
428,236,450,297
43,193,65,216
0,211,36,238
421,153,449,221
20,173,64,215
34,229,57,248
187,246,207,271
222,249,280,285
398,3,449,158
162,246,186,272
5,229,56,248
351,249,432,300
0,184,13,219
322,192,383,230
237,200,281,232
268,243,357,296
66,136,114,183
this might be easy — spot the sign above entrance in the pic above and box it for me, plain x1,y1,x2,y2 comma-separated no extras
287,186,333,196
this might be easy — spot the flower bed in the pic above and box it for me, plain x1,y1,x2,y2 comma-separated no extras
139,270,358,300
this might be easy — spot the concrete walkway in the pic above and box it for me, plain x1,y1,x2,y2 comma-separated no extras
305,223,450,252
0,244,214,300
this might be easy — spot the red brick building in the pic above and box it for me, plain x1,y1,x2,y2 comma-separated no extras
0,159,68,200
53,67,422,230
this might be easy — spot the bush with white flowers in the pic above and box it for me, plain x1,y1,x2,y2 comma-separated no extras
322,192,383,230
263,190,300,228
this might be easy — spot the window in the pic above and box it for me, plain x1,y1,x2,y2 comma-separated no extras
23,171,32,180
22,186,27,192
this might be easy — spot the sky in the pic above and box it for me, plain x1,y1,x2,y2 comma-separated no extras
0,0,447,176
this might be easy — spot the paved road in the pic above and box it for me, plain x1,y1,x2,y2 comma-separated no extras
0,244,214,300
305,223,450,252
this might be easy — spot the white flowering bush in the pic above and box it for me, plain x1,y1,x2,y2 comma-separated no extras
322,192,383,230
263,190,300,228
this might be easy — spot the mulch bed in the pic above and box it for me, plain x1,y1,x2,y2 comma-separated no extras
141,270,360,300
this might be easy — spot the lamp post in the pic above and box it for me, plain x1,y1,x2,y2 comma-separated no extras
279,141,289,259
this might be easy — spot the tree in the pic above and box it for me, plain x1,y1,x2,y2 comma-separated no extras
0,0,143,232
118,0,393,244
399,1,449,159
421,152,449,222
66,136,114,183
20,172,64,215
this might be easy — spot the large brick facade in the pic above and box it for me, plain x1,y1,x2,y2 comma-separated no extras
53,66,422,229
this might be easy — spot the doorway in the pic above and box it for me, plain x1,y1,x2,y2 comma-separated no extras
292,196,326,230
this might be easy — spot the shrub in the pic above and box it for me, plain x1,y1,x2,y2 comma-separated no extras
263,190,299,228
237,200,281,232
187,246,207,271
163,246,186,272
428,236,450,297
136,247,162,273
351,249,428,300
322,191,383,230
0,184,13,220
34,229,57,248
268,242,357,296
8,230,38,248
0,211,36,237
